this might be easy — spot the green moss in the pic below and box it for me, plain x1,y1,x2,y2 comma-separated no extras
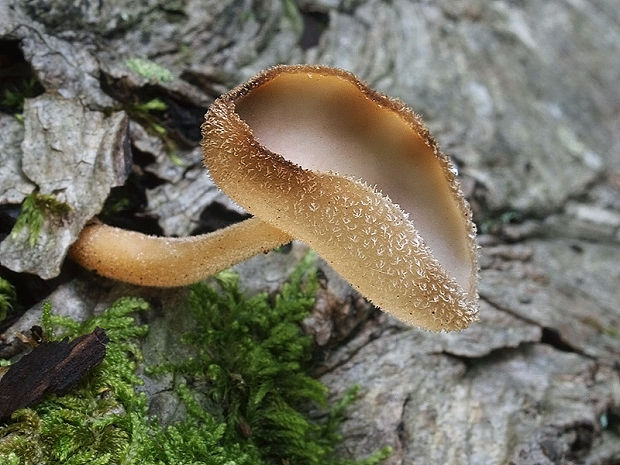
131,98,168,114
0,277,16,322
0,297,150,464
0,257,390,464
125,97,182,166
125,59,174,83
0,77,44,120
126,98,168,135
11,192,71,247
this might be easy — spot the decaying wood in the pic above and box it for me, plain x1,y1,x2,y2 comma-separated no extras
0,327,109,421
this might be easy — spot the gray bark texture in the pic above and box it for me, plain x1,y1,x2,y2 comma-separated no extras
1,0,619,464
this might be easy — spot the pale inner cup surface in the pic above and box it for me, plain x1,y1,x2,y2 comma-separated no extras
235,72,473,293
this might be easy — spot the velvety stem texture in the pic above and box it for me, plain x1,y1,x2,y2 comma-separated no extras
69,218,291,287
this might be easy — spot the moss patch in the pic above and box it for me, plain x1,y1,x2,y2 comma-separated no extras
0,256,390,464
0,278,16,323
11,192,71,247
125,59,174,83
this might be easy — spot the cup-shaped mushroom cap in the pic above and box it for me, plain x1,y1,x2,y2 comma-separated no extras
201,65,478,331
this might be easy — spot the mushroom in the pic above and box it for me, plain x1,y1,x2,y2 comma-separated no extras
70,65,478,331
70,217,291,287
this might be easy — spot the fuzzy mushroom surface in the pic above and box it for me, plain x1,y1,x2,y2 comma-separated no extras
202,65,478,331
70,218,290,287
70,65,478,331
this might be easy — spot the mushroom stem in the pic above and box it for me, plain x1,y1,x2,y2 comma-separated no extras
68,65,478,331
68,218,291,287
